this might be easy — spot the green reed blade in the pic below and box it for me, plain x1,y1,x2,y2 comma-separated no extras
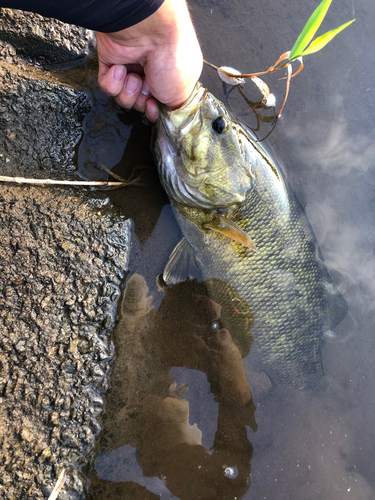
289,0,333,60
300,19,355,56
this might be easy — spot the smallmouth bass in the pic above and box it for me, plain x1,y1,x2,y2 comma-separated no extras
153,83,347,389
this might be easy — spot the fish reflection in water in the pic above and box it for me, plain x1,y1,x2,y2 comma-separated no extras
95,273,256,500
154,274,255,408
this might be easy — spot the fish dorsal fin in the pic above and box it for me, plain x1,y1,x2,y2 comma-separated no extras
163,237,202,285
204,214,257,251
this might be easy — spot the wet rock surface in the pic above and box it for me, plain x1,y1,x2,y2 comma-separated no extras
0,185,132,499
0,8,134,500
0,58,91,179
0,6,94,180
0,8,95,65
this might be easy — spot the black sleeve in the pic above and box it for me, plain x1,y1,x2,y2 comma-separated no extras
0,0,165,32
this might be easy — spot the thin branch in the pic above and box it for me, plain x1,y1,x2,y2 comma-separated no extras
96,162,130,182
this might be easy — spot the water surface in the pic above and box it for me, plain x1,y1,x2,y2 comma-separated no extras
83,0,375,498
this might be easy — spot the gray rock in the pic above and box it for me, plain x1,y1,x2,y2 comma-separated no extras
0,55,91,179
0,8,137,500
0,185,132,499
0,8,95,65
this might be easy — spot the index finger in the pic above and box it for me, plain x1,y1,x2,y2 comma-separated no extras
98,60,127,97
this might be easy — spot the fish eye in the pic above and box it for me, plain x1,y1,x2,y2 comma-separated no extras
212,116,228,134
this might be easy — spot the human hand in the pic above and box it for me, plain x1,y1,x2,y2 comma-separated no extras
96,0,203,123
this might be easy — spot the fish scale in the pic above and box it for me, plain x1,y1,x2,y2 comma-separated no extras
154,83,347,390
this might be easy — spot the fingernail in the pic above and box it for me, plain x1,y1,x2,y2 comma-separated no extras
113,65,126,81
141,81,151,96
125,75,140,95
147,100,159,121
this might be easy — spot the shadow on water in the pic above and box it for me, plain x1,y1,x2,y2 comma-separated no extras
51,60,169,247
56,0,375,498
89,275,256,500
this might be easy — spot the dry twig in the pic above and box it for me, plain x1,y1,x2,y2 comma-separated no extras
0,175,127,187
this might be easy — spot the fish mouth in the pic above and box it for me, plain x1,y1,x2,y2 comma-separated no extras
159,82,207,134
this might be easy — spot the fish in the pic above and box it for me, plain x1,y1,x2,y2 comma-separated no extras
153,82,348,390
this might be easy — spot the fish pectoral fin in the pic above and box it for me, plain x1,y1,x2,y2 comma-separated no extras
163,237,202,286
204,214,257,251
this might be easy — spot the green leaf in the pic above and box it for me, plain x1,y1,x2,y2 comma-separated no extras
289,0,333,60
300,19,355,56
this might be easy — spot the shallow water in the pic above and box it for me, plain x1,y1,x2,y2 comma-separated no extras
82,0,375,498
